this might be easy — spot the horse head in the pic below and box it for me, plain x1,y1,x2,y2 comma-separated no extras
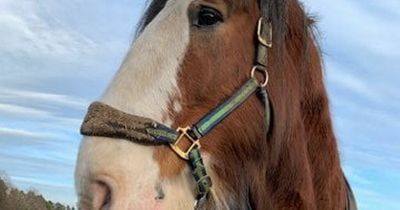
75,0,353,209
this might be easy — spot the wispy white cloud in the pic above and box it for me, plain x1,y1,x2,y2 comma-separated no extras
343,166,372,186
11,176,73,190
325,61,381,102
0,103,52,118
0,101,83,139
0,102,84,124
0,127,49,139
0,0,96,59
304,0,400,59
304,0,400,109
0,88,87,129
0,88,88,110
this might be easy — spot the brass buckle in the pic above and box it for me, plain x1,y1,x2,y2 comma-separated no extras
257,17,272,48
169,127,200,160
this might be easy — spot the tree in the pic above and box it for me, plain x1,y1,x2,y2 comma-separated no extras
0,174,74,210
0,178,9,209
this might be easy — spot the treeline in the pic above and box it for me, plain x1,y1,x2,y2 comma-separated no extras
0,176,75,210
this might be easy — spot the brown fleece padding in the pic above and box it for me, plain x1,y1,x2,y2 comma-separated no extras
80,102,162,145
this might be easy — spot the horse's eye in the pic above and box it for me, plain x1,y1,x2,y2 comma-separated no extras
197,7,223,27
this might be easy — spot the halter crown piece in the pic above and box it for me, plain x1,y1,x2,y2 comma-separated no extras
80,0,356,209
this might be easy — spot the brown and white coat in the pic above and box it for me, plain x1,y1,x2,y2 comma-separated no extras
75,0,349,209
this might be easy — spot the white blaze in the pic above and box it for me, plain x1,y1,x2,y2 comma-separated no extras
101,0,190,121
75,0,195,209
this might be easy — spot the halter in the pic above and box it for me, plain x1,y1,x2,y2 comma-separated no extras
80,0,357,209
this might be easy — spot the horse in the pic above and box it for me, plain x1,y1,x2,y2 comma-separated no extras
75,0,357,209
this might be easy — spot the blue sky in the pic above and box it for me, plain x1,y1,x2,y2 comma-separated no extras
0,0,399,209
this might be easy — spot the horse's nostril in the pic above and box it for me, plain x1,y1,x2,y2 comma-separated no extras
155,182,165,201
92,181,112,210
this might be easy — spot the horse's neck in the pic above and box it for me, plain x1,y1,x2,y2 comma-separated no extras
303,90,346,209
245,42,346,210
300,43,346,209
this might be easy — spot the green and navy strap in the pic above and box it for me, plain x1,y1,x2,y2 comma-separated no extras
145,78,260,143
146,124,178,144
191,79,260,139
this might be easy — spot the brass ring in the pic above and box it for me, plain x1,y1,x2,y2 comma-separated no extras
251,65,269,87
